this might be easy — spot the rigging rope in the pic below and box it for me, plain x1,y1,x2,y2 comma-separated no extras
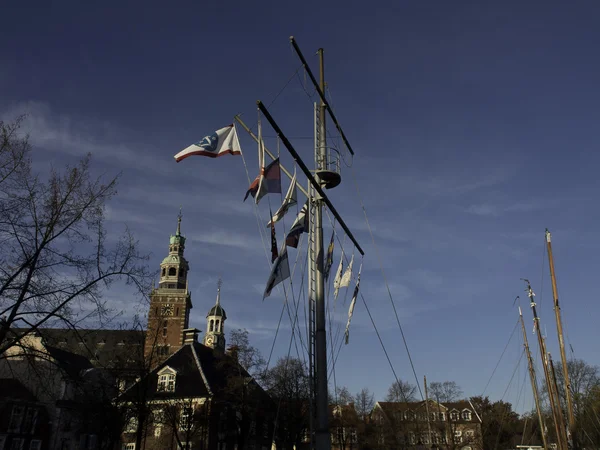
348,166,425,401
481,318,520,397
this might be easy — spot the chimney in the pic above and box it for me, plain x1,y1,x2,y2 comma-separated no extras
182,328,200,345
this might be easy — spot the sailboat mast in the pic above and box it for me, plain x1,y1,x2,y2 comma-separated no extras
546,229,576,437
525,279,568,450
548,350,569,447
424,375,433,446
313,47,331,450
519,306,549,450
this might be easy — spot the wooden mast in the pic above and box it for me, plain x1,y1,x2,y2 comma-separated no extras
424,375,433,447
545,229,576,443
524,279,569,450
519,306,549,450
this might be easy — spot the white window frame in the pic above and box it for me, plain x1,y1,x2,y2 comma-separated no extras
157,367,177,392
454,429,463,443
450,410,459,421
126,417,138,434
123,444,135,450
462,409,472,421
180,407,192,430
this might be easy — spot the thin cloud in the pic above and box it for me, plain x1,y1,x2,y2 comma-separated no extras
464,198,563,217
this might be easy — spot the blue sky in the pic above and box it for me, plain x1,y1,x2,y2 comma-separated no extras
2,1,600,412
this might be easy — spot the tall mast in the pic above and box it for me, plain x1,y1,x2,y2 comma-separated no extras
524,279,569,450
259,37,364,450
312,46,331,450
546,229,576,439
519,305,549,450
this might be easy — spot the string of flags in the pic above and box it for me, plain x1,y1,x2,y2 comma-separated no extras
173,121,362,342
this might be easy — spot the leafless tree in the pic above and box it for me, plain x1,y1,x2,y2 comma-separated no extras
428,381,463,403
157,398,209,450
354,387,375,421
228,328,266,380
263,357,310,450
384,379,417,403
0,115,151,354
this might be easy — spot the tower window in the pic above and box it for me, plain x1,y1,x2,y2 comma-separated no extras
174,246,178,252
210,320,214,332
162,268,166,277
176,307,179,316
162,320,168,337
216,320,220,332
168,267,177,276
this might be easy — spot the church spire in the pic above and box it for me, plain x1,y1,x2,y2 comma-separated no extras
176,207,182,236
216,277,222,306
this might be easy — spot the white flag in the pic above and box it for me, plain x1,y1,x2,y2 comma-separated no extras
333,253,344,300
340,254,354,288
267,170,298,227
174,125,242,161
263,246,291,299
344,266,361,345
285,201,308,249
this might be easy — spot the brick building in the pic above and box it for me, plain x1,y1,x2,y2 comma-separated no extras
371,400,482,450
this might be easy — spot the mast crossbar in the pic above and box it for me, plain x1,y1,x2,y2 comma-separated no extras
256,100,364,256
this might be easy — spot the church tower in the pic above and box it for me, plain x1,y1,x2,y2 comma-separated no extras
145,212,193,360
203,279,226,353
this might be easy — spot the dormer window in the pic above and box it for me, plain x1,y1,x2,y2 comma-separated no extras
157,367,176,392
462,409,472,421
450,410,459,421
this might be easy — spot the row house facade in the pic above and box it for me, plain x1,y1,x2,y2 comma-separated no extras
371,400,482,450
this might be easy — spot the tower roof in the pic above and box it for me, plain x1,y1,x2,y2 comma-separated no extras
207,278,227,319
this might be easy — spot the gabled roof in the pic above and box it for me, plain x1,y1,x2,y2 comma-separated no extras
331,403,359,421
45,345,94,378
120,342,271,404
10,328,145,370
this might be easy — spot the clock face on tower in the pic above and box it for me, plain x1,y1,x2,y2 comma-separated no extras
206,336,214,345
162,304,174,316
